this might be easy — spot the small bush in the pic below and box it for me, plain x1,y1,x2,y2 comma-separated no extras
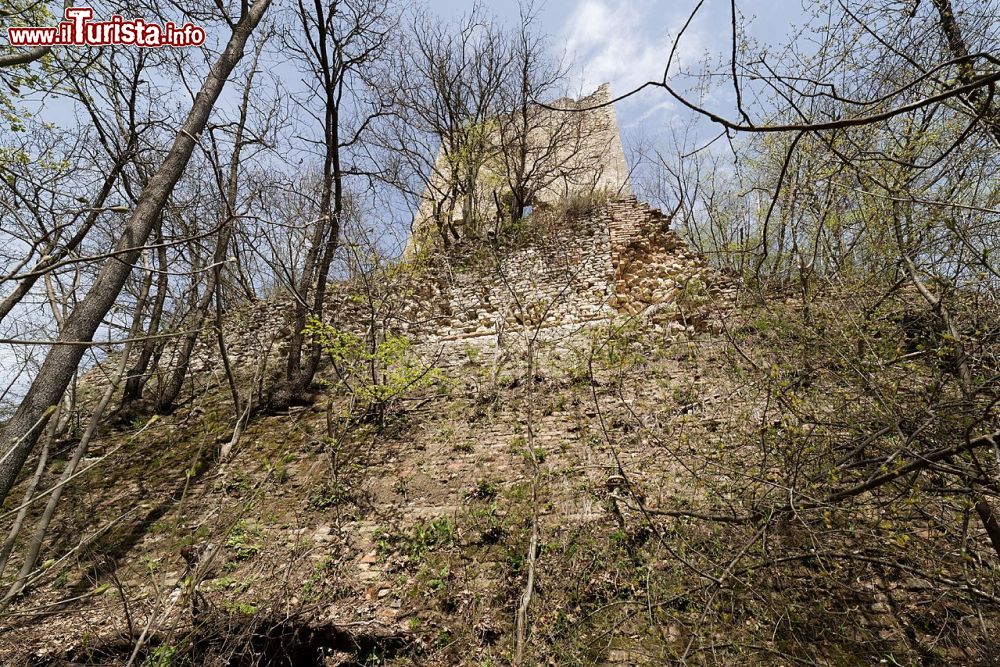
304,316,441,423
561,188,610,217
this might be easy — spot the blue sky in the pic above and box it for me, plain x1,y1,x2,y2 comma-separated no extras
425,0,799,133
24,0,804,158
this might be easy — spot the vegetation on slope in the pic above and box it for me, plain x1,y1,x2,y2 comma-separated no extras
0,277,996,665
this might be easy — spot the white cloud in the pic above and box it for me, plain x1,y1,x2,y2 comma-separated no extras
563,0,701,97
561,0,704,127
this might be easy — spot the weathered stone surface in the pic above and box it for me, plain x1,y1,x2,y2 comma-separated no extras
408,83,632,254
146,196,728,393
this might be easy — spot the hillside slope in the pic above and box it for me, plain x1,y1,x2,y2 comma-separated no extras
1,201,998,666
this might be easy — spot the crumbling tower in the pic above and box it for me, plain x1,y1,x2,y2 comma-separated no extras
408,83,632,251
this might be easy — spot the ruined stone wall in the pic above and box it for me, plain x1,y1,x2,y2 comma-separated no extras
388,197,723,370
400,209,618,368
165,198,725,389
606,199,725,327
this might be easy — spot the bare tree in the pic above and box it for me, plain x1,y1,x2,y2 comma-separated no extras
154,33,275,414
271,0,395,408
493,3,605,226
0,0,273,506
382,6,511,247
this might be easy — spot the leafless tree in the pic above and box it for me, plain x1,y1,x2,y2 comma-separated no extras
266,0,396,409
381,6,511,247
492,2,607,227
153,33,277,414
0,0,273,506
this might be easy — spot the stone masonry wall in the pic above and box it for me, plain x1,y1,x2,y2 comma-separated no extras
167,198,725,389
607,199,726,329
384,197,724,370
402,207,617,369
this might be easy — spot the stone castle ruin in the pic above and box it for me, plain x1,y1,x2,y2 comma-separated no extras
179,86,725,381
43,92,729,659
408,83,633,252
377,83,725,368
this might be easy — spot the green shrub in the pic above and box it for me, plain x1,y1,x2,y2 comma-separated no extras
303,316,440,423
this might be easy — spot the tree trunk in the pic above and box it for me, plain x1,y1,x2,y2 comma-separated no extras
276,0,350,408
122,230,169,405
974,499,1000,561
930,0,1000,145
155,224,233,413
0,0,272,506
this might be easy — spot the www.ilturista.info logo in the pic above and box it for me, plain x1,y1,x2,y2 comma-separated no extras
7,7,206,49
